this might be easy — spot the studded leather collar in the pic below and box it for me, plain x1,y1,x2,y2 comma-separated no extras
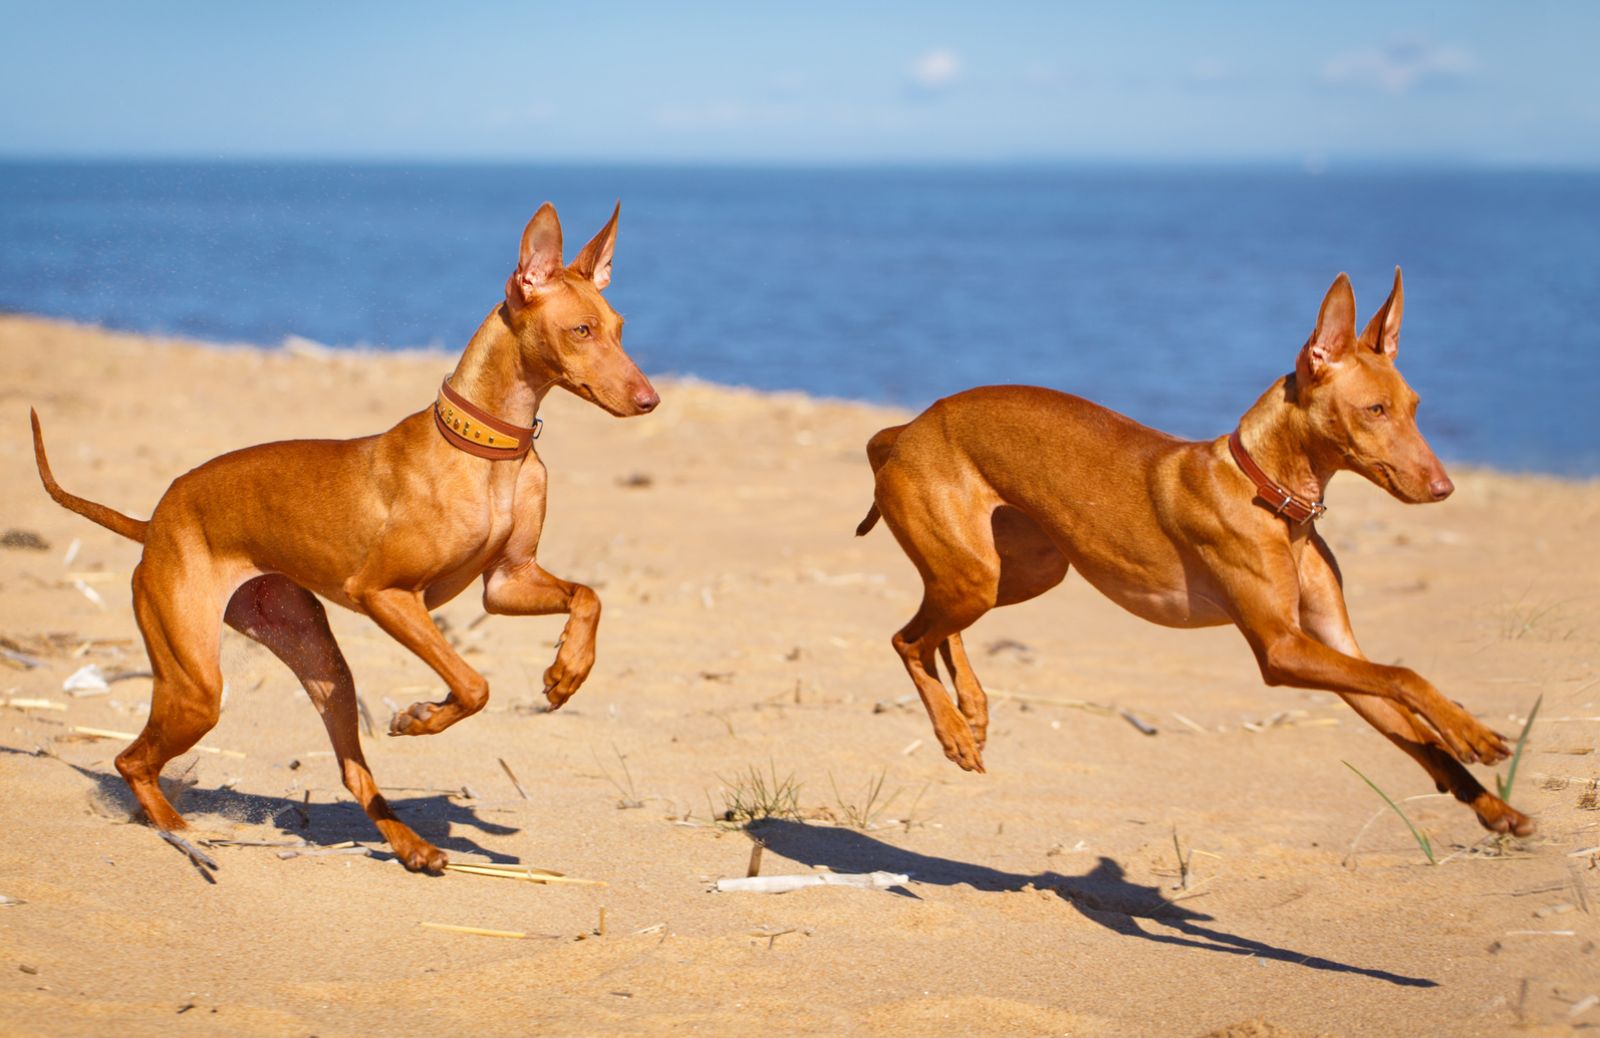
433,378,541,460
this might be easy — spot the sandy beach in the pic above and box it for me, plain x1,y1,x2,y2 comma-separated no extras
1,314,1597,1037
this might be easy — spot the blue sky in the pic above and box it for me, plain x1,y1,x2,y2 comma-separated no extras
2,1,1596,165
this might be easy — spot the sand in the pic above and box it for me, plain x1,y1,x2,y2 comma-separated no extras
0,314,1596,1037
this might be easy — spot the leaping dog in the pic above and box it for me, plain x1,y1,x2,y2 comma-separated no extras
858,270,1531,838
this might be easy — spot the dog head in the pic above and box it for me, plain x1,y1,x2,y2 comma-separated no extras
1293,269,1453,503
502,202,659,417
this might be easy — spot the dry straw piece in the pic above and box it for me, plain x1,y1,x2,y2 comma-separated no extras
2,697,66,711
444,862,606,886
70,725,245,758
419,922,543,940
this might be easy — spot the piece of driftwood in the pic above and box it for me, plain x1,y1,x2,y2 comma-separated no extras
715,871,909,894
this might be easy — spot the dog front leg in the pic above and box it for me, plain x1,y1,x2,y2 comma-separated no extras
483,561,600,709
354,586,491,736
1296,534,1533,835
1217,554,1511,766
1243,619,1509,765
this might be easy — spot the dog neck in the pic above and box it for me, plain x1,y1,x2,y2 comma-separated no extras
446,305,556,430
1234,374,1338,506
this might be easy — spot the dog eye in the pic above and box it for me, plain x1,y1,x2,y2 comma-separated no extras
573,324,591,338
1367,403,1386,417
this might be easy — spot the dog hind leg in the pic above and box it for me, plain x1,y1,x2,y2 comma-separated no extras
876,464,1003,772
224,575,448,871
935,505,1072,750
116,560,227,832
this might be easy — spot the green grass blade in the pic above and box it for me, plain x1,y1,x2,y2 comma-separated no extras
1495,693,1543,802
1343,760,1435,865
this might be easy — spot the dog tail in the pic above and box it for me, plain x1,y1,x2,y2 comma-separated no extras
31,409,149,543
855,423,906,536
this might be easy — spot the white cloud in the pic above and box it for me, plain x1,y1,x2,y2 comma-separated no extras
908,49,961,91
1322,38,1476,93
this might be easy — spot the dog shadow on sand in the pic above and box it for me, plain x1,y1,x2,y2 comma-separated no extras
750,818,1436,989
3,744,521,867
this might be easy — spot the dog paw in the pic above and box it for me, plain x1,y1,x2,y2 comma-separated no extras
1474,796,1535,838
542,647,594,710
388,701,439,737
1427,701,1509,765
396,841,449,873
935,726,986,774
1451,715,1510,765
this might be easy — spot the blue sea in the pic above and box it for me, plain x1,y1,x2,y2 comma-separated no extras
1,161,1596,474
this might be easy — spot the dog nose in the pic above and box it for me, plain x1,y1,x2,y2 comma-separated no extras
633,386,660,413
1429,476,1454,501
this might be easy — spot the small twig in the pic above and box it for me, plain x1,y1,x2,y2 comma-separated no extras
158,829,219,879
498,757,530,800
986,688,1116,715
2,697,66,712
356,696,375,738
70,726,245,758
0,646,44,670
1121,710,1158,736
444,862,606,886
1171,827,1191,891
747,838,765,878
419,922,557,940
759,926,798,949
1570,861,1593,915
203,837,307,848
276,846,372,860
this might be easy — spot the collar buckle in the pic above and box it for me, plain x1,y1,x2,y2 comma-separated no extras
1228,428,1327,526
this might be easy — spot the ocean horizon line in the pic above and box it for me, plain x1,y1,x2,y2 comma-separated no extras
3,154,1599,175
7,310,1594,484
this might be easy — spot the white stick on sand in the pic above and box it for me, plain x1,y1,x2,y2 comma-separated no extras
715,871,909,894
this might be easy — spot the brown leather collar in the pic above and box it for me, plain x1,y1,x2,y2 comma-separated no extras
1227,429,1326,525
433,378,541,460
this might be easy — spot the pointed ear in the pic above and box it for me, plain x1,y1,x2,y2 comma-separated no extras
1358,266,1403,358
1297,273,1357,382
568,201,620,290
507,203,563,306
